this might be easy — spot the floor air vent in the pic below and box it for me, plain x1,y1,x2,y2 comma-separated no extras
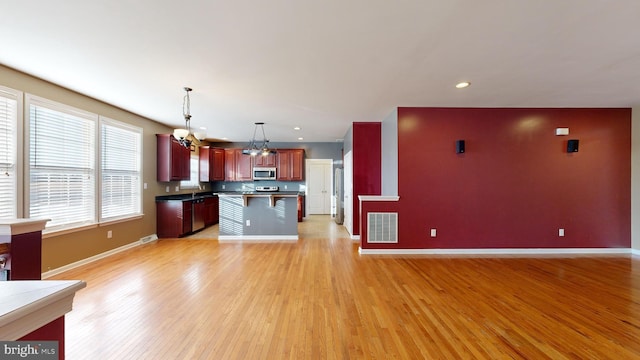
367,212,398,243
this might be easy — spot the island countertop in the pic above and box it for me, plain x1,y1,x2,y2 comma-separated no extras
217,191,302,207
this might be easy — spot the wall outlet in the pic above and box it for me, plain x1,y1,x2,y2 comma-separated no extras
246,220,251,226
284,185,288,190
143,182,147,189
559,228,565,237
107,230,112,239
175,186,180,192
165,186,170,193
430,228,437,237
222,184,226,189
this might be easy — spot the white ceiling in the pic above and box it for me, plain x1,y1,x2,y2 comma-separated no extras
2,1,640,142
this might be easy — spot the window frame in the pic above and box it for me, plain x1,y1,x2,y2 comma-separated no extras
180,151,201,190
0,85,22,219
99,116,143,223
26,94,98,234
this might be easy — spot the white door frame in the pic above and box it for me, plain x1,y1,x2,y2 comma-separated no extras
343,151,354,237
305,159,333,215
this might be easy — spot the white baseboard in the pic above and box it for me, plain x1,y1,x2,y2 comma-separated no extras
41,236,152,279
358,247,633,256
351,235,360,241
632,248,640,256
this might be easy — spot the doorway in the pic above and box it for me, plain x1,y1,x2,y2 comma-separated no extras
306,159,333,215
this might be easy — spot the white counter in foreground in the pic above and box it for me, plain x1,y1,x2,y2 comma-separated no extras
0,280,86,340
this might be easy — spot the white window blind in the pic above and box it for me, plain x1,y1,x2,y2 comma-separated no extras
0,86,18,219
100,117,142,221
28,96,96,231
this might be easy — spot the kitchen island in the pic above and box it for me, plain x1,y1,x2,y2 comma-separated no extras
217,191,300,240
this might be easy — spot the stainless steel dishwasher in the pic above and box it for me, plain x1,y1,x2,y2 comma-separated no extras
192,198,205,232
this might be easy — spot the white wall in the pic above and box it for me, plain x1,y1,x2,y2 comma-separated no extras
632,107,640,251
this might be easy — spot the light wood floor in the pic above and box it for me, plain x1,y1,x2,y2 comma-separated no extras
51,215,640,359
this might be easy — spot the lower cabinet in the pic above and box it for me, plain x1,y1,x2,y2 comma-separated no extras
156,200,192,238
156,196,219,238
204,196,219,226
297,195,304,222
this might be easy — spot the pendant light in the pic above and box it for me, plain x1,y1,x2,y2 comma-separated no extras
173,87,206,147
242,122,274,156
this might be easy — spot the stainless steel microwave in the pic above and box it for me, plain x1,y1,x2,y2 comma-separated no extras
253,167,276,180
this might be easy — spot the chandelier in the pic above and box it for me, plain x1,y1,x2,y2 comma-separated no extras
173,87,206,147
242,122,275,156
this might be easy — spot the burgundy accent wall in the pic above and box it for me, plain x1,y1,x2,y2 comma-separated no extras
363,107,631,249
352,122,382,235
9,232,42,280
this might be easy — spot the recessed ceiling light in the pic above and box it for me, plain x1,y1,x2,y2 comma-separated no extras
294,126,301,130
298,137,304,141
455,81,471,89
222,137,228,140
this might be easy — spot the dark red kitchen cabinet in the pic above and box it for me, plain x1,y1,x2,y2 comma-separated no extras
224,148,252,181
277,149,304,181
290,149,304,181
204,196,219,226
157,134,190,182
277,150,291,180
253,152,277,167
156,200,192,238
199,146,225,182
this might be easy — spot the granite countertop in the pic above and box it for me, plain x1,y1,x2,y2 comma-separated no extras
155,192,217,202
216,191,303,196
156,191,303,202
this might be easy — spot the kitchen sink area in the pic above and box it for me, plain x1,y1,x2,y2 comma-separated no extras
155,192,220,238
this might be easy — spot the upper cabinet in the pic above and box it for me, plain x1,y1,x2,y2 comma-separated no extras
199,146,225,181
157,134,190,182
277,149,304,181
224,148,253,181
199,147,304,182
253,152,277,167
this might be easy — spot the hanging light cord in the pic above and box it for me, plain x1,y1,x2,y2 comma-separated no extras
183,87,192,133
260,124,267,147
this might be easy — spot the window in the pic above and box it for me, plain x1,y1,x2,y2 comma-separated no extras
27,95,97,232
100,117,142,222
180,152,200,189
0,86,20,219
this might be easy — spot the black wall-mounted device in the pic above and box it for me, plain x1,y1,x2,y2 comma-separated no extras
567,139,579,153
